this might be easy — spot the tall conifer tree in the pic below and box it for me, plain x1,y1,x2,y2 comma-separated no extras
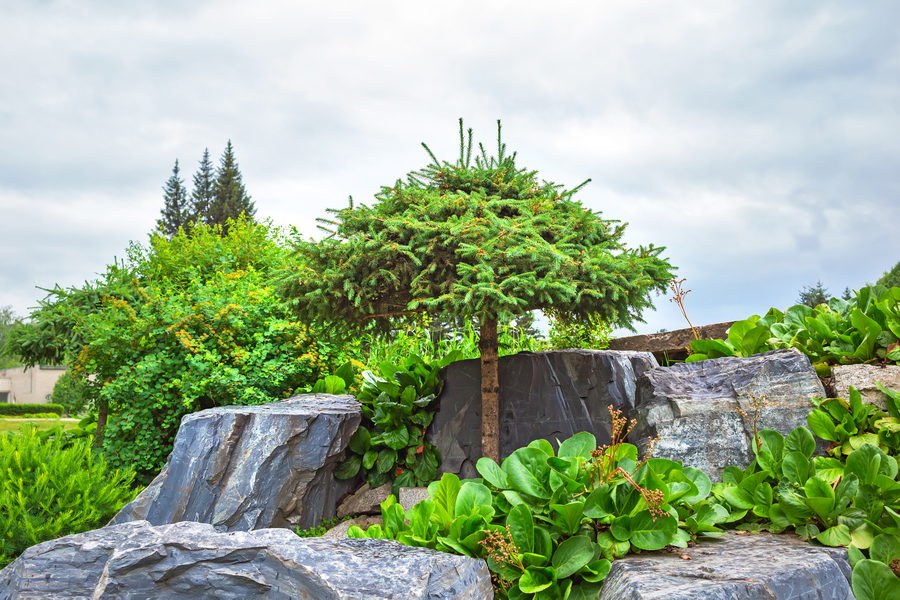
209,140,255,232
157,160,190,238
190,148,215,225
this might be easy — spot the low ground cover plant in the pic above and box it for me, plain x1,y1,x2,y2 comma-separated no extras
349,390,900,599
348,408,728,599
0,426,137,567
688,285,900,367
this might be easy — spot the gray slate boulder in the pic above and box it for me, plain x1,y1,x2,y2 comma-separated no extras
599,532,851,599
631,349,826,479
430,350,658,478
112,394,361,530
832,363,900,409
0,520,492,599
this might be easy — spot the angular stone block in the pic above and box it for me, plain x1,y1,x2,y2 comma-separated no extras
337,483,391,517
599,532,851,599
631,349,826,479
111,394,361,530
430,350,658,478
0,520,492,599
832,363,900,409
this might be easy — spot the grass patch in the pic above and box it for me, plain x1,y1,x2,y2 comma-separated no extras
0,419,79,434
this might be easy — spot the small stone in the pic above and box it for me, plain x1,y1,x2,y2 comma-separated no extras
337,483,392,517
832,364,900,409
399,487,431,510
323,515,382,539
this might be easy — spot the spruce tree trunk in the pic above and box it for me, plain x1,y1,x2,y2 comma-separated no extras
479,316,501,462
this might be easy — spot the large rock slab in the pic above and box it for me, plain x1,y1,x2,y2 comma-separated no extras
430,350,658,478
832,363,900,409
631,349,826,479
599,532,851,599
112,394,361,531
0,520,492,599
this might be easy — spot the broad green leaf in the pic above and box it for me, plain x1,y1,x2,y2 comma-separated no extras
851,559,900,600
628,511,677,551
807,410,838,442
723,486,755,510
333,454,361,479
558,432,597,459
518,566,554,594
504,447,552,499
455,481,491,517
816,524,851,547
348,426,371,454
782,452,811,486
785,427,816,458
551,535,594,578
507,503,535,554
580,559,612,583
870,533,900,565
476,457,509,489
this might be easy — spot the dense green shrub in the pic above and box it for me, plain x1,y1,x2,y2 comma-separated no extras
688,285,900,366
65,220,335,477
0,426,136,567
0,403,64,416
49,370,91,415
335,352,457,491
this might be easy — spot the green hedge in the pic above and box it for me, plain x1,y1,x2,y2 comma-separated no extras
0,404,64,416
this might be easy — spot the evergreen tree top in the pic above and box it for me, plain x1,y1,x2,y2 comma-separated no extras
285,121,674,330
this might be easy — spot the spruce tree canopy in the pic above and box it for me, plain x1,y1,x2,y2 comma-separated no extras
190,148,215,225
283,121,674,459
209,140,255,231
157,160,190,238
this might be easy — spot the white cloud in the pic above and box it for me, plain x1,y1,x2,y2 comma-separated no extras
0,0,897,332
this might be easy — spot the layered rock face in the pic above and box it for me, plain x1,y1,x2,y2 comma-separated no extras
598,532,852,599
112,394,361,530
631,349,826,479
0,520,493,600
429,350,658,478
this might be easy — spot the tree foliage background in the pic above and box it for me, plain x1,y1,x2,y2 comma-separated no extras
12,220,334,477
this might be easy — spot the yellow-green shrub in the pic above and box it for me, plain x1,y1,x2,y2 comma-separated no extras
0,426,137,567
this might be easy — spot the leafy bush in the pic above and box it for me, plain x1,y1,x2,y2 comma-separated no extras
68,221,334,477
688,285,900,366
545,309,612,351
364,316,548,367
349,411,725,598
0,403,64,416
335,352,457,491
49,370,91,415
0,426,136,567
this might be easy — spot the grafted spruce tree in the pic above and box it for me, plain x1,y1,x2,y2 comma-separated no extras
283,122,674,460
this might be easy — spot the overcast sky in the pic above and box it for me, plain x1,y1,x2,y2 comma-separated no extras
1,0,897,335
